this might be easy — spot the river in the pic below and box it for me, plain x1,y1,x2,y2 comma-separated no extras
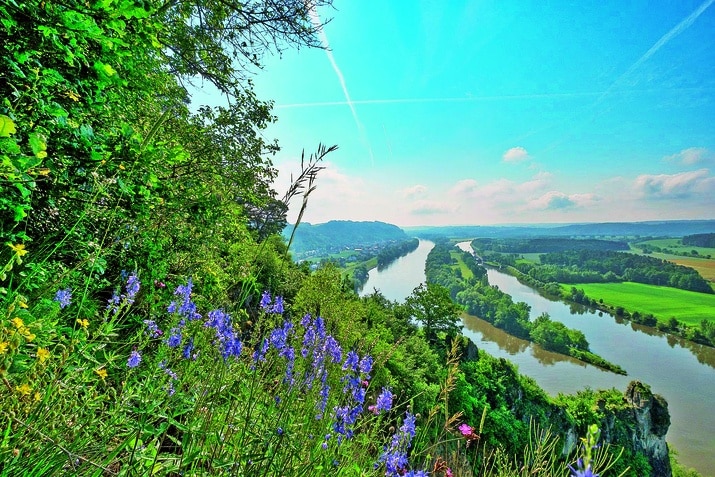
360,239,715,475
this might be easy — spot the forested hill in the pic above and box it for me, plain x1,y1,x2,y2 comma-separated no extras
283,220,408,257
406,220,715,239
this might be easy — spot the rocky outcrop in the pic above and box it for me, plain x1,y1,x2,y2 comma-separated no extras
623,381,671,477
596,381,671,476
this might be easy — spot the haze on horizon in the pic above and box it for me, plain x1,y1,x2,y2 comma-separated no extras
197,0,715,227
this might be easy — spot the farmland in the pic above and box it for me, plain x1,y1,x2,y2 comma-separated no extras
563,282,715,326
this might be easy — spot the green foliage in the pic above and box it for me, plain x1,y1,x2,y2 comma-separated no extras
405,282,463,344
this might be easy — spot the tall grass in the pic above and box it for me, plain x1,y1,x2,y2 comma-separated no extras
1,257,623,476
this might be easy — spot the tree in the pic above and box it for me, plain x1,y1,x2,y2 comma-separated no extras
405,283,462,343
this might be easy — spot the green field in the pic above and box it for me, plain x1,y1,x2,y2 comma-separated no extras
564,282,715,326
450,250,475,279
633,238,715,257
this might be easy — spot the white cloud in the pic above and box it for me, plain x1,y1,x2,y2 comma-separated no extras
664,147,712,165
408,200,453,215
503,147,529,162
528,191,599,210
402,184,428,198
634,169,715,199
448,179,479,196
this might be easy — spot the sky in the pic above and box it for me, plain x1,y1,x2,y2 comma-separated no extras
196,0,715,227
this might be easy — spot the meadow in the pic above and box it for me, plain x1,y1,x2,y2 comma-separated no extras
563,282,715,326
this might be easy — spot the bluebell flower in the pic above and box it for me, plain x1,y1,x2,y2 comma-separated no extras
343,350,359,371
300,313,312,328
124,273,140,304
168,278,201,320
143,319,162,338
182,338,195,360
359,355,373,374
568,460,599,477
54,288,72,309
106,292,121,315
166,327,182,348
379,412,418,477
127,350,142,368
375,387,394,413
260,291,271,310
324,335,342,363
316,383,330,420
252,338,269,364
270,296,284,314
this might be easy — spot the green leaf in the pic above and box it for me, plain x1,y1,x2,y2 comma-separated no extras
0,115,16,137
28,133,47,157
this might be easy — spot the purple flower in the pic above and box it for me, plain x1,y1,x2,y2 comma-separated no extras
568,460,599,477
168,278,201,320
143,319,162,338
54,288,72,309
260,291,271,310
379,412,418,477
270,296,284,314
343,350,359,372
359,355,373,374
183,338,195,360
127,350,142,368
252,338,269,364
166,327,182,348
325,336,342,363
107,292,121,314
374,387,394,414
124,273,140,304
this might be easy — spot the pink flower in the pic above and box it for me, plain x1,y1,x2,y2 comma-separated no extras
458,423,474,436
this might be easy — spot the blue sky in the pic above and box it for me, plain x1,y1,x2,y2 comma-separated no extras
197,0,715,226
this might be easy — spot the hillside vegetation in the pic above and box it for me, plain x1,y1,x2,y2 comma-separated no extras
0,1,689,476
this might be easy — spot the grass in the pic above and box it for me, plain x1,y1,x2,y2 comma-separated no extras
633,238,715,258
450,250,475,280
517,253,543,264
562,282,715,326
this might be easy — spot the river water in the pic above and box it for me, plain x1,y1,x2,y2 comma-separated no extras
361,239,715,475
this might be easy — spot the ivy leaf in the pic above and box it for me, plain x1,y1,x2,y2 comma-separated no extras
0,115,16,137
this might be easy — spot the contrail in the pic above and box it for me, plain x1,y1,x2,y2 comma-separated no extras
308,7,375,165
274,87,710,109
600,0,714,100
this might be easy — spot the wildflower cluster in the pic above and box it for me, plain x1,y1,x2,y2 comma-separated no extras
167,277,201,321
107,272,140,315
378,411,428,476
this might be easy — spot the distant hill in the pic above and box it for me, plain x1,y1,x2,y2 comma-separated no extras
284,220,409,258
405,220,715,239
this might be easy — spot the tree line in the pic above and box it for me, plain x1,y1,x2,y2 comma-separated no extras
425,243,627,374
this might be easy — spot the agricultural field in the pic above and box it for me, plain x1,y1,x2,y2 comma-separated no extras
450,250,475,280
564,282,715,326
633,238,715,258
518,253,544,264
668,257,715,284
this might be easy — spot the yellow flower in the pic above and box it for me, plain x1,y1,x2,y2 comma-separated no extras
36,347,50,363
20,328,35,342
8,243,28,256
64,90,80,102
34,392,41,403
0,342,8,355
119,164,125,170
10,317,24,329
19,301,28,309
16,383,31,396
77,318,89,329
95,368,108,381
